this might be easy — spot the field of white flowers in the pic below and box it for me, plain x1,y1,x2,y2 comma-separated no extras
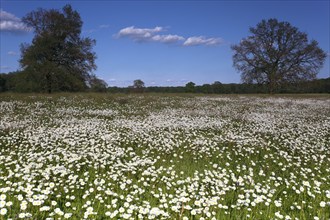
0,94,329,220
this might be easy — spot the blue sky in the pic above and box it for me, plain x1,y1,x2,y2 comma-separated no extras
1,0,329,87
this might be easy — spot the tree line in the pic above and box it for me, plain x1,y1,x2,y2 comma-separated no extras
2,74,328,93
106,78,329,94
0,5,328,94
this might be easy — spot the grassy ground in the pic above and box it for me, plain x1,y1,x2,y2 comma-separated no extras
0,93,329,219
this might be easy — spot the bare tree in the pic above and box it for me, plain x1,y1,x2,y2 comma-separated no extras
232,18,326,93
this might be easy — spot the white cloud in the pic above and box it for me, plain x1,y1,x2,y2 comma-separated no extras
0,9,31,33
7,51,18,56
116,26,223,47
183,36,222,46
118,26,163,36
0,9,20,21
116,26,185,44
151,34,185,43
116,26,164,41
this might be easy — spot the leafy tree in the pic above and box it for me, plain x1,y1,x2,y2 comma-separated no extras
89,76,108,92
185,82,196,93
212,81,223,93
200,84,213,93
232,18,326,93
132,79,145,93
0,74,7,92
20,5,97,93
133,79,145,89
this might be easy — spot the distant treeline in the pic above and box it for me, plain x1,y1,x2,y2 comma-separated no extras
110,78,330,94
0,71,108,93
1,72,329,94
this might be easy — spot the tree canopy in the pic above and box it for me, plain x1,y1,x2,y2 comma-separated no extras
19,4,97,93
130,79,145,93
185,82,196,93
231,18,326,93
133,79,145,89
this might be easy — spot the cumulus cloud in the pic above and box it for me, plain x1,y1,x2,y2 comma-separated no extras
0,9,31,33
151,34,185,43
116,26,163,40
115,26,186,44
183,36,222,46
116,26,223,47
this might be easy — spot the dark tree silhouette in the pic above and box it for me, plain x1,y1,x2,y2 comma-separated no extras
132,79,145,93
89,76,108,92
20,5,97,93
185,82,196,93
232,18,326,93
133,79,145,89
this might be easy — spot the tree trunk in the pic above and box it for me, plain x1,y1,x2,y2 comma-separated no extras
46,72,52,94
269,72,275,94
269,81,274,94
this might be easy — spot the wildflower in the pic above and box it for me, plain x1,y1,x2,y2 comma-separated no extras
0,195,6,201
17,195,23,201
0,208,7,215
18,213,26,218
33,200,42,206
55,208,64,216
64,213,72,218
20,203,27,211
40,206,50,211
275,211,283,219
274,200,282,207
320,201,326,208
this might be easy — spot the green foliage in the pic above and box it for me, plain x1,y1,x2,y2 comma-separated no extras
232,18,327,93
19,4,97,93
0,74,7,92
131,79,145,93
133,79,145,89
104,78,329,94
89,76,108,92
185,81,196,93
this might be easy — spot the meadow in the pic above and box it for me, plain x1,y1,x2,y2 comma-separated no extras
0,93,329,220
